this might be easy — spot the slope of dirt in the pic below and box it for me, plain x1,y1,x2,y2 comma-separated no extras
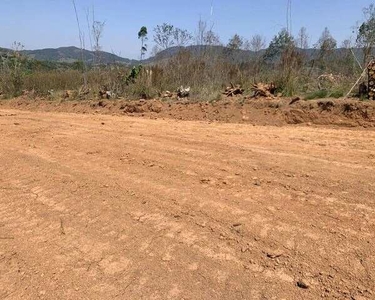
1,96,375,127
0,109,375,299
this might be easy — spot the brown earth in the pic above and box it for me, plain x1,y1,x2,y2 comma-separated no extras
0,107,375,299
1,96,375,127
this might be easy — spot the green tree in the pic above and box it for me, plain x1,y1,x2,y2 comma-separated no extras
264,29,294,61
138,26,148,61
357,4,375,65
316,27,337,54
315,27,337,70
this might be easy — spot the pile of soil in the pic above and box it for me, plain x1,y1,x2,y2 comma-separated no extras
1,96,375,127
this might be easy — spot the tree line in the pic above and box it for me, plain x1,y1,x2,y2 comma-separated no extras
136,3,375,66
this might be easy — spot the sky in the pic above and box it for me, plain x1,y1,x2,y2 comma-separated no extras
1,0,374,59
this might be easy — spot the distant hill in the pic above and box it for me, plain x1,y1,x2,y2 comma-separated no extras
148,45,367,64
0,45,368,66
145,45,260,64
10,46,137,65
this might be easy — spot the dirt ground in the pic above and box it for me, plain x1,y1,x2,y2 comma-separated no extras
2,96,375,127
0,107,375,299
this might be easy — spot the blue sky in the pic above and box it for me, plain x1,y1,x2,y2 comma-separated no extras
1,0,374,59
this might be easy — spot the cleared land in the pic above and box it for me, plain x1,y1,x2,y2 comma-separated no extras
0,108,374,299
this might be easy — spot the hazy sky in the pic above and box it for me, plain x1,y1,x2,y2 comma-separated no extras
1,0,374,59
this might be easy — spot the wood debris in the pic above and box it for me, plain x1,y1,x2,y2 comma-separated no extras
162,91,174,98
251,82,276,98
161,86,190,99
223,83,244,97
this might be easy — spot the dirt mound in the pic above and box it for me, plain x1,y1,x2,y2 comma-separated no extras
1,96,375,127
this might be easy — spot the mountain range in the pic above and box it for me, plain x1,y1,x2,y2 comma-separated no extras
0,46,138,65
0,45,365,65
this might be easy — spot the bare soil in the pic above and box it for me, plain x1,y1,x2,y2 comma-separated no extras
1,96,375,127
0,104,375,299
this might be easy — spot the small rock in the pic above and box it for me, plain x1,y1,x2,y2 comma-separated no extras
266,251,283,259
297,280,309,289
289,97,300,105
200,178,211,184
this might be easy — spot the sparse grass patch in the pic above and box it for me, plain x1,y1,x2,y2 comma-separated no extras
305,90,329,100
305,89,344,100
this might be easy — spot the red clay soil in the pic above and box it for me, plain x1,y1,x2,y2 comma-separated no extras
0,101,375,299
1,96,375,127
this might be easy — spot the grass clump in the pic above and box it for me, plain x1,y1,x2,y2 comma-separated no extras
305,89,343,100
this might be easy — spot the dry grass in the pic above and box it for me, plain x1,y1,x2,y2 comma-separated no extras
0,48,361,101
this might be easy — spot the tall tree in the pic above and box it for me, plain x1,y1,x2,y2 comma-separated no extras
357,4,375,65
341,39,352,49
249,34,266,52
92,20,105,64
204,30,221,46
138,26,148,61
227,34,244,50
316,27,337,56
296,27,309,49
195,18,208,46
264,29,294,61
153,23,175,49
314,27,337,71
173,28,193,47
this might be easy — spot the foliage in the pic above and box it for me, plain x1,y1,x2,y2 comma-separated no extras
227,34,244,50
264,29,294,61
305,89,343,100
125,65,143,85
0,42,25,97
153,23,193,50
203,30,221,46
357,4,375,64
316,27,337,54
138,26,148,61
